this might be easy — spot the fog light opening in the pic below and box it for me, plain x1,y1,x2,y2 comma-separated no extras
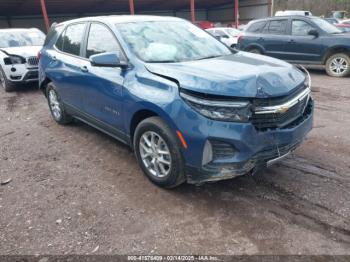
202,140,213,166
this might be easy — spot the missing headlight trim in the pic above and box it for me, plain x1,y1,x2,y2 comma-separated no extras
180,89,252,122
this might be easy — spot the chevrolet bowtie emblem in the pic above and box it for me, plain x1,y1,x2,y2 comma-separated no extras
277,106,290,114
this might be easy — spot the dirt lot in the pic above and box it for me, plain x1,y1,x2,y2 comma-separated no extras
0,71,350,255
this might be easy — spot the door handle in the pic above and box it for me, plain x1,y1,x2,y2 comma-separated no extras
80,66,89,73
258,37,265,41
289,39,296,44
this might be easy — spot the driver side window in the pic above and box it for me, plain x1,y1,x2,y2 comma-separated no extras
292,20,315,36
86,23,122,59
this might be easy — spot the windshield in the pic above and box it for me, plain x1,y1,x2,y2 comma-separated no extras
312,17,342,34
0,30,45,48
225,28,240,37
116,21,231,63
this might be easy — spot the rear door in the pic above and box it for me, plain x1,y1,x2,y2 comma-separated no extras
51,22,88,110
284,19,324,62
240,20,267,50
259,19,289,59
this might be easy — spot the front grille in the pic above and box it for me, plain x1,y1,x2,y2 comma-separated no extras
251,96,309,130
253,84,306,107
251,85,310,130
27,56,39,66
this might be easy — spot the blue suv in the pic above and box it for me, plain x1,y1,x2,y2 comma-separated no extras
238,16,350,77
39,16,314,188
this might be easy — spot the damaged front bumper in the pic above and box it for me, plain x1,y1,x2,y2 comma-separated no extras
186,99,314,185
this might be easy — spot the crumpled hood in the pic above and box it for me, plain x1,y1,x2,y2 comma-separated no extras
146,52,306,98
0,46,42,58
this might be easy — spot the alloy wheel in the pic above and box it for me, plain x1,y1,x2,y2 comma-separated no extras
139,131,172,178
48,89,62,120
330,57,348,75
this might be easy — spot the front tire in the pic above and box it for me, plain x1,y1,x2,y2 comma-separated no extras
0,66,15,92
46,82,72,124
325,53,350,77
134,117,186,188
248,48,262,54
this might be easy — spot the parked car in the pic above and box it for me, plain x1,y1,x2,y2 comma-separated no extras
206,27,241,48
275,10,312,16
0,28,45,92
340,19,350,25
194,20,214,29
39,16,313,188
331,11,348,21
324,18,339,25
237,16,350,77
335,23,350,32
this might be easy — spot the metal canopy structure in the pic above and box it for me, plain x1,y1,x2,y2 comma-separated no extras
0,0,234,16
0,0,272,31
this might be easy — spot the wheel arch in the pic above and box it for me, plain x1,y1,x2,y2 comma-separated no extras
322,46,350,64
245,44,265,54
39,77,52,96
129,109,159,147
128,104,180,149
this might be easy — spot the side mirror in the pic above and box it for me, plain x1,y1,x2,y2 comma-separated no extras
308,29,319,37
90,52,127,68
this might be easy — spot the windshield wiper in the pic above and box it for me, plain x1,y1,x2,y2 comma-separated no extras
195,55,222,61
147,60,178,63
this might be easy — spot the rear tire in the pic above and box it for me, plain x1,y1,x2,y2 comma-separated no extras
325,53,350,77
46,82,72,125
134,117,186,188
0,66,16,92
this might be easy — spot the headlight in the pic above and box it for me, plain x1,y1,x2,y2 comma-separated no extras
297,65,311,89
180,90,252,122
4,55,25,65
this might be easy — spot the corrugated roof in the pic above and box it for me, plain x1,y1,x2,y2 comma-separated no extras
0,0,234,16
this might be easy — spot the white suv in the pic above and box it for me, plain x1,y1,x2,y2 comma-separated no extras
0,28,45,92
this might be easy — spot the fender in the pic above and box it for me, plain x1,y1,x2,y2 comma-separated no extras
322,45,350,63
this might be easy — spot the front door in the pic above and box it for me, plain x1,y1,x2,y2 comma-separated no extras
284,19,324,62
79,22,126,133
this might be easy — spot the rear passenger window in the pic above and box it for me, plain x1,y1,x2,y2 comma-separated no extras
86,23,121,58
44,24,63,46
292,20,315,36
55,29,65,51
263,20,288,34
247,21,266,33
56,23,86,56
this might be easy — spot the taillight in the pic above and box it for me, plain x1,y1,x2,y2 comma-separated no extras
237,32,244,42
37,51,42,60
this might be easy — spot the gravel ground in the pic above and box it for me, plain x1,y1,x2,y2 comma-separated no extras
0,70,349,255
